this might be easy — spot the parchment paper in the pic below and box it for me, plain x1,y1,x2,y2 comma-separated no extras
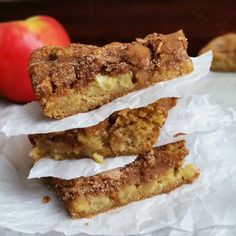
1,52,212,136
0,124,236,236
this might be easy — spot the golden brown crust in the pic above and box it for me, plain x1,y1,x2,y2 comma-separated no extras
29,97,177,161
199,33,236,71
29,30,193,119
45,141,199,218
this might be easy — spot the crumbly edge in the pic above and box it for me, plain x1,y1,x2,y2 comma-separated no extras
44,141,200,218
29,30,193,118
29,97,177,161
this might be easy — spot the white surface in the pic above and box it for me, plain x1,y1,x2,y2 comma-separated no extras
0,52,211,136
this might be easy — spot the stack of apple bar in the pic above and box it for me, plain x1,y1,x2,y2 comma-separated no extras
28,30,199,218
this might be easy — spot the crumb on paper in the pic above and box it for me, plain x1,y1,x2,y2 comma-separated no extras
173,132,186,138
42,195,50,203
84,222,89,226
92,153,104,164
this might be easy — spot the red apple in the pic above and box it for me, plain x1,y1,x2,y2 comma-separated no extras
0,16,71,102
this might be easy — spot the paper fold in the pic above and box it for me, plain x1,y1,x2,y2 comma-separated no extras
1,52,212,136
28,94,233,180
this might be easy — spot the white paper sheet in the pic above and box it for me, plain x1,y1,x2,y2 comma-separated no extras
0,124,236,236
0,52,212,136
28,94,234,180
29,155,136,180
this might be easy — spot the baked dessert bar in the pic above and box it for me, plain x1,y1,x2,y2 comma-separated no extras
45,141,199,218
199,33,236,71
29,97,177,161
29,30,193,119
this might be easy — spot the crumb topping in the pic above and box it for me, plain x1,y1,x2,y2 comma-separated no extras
29,30,190,100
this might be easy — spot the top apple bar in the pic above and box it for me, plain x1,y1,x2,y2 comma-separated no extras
29,30,193,119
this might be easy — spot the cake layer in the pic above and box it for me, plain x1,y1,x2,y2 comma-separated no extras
29,97,177,161
45,141,199,218
29,30,193,119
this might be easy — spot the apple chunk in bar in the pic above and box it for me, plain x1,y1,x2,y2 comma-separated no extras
29,30,193,119
45,141,199,218
29,97,177,161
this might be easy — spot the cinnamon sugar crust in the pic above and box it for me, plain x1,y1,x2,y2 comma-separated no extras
45,141,199,218
29,97,177,161
29,30,193,119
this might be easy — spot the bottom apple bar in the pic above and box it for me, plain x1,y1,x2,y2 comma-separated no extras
45,141,199,218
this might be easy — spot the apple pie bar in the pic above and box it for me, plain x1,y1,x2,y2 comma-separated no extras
45,141,199,218
29,97,177,161
29,30,193,119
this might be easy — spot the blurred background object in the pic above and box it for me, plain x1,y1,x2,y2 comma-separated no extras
199,33,236,72
0,0,235,56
